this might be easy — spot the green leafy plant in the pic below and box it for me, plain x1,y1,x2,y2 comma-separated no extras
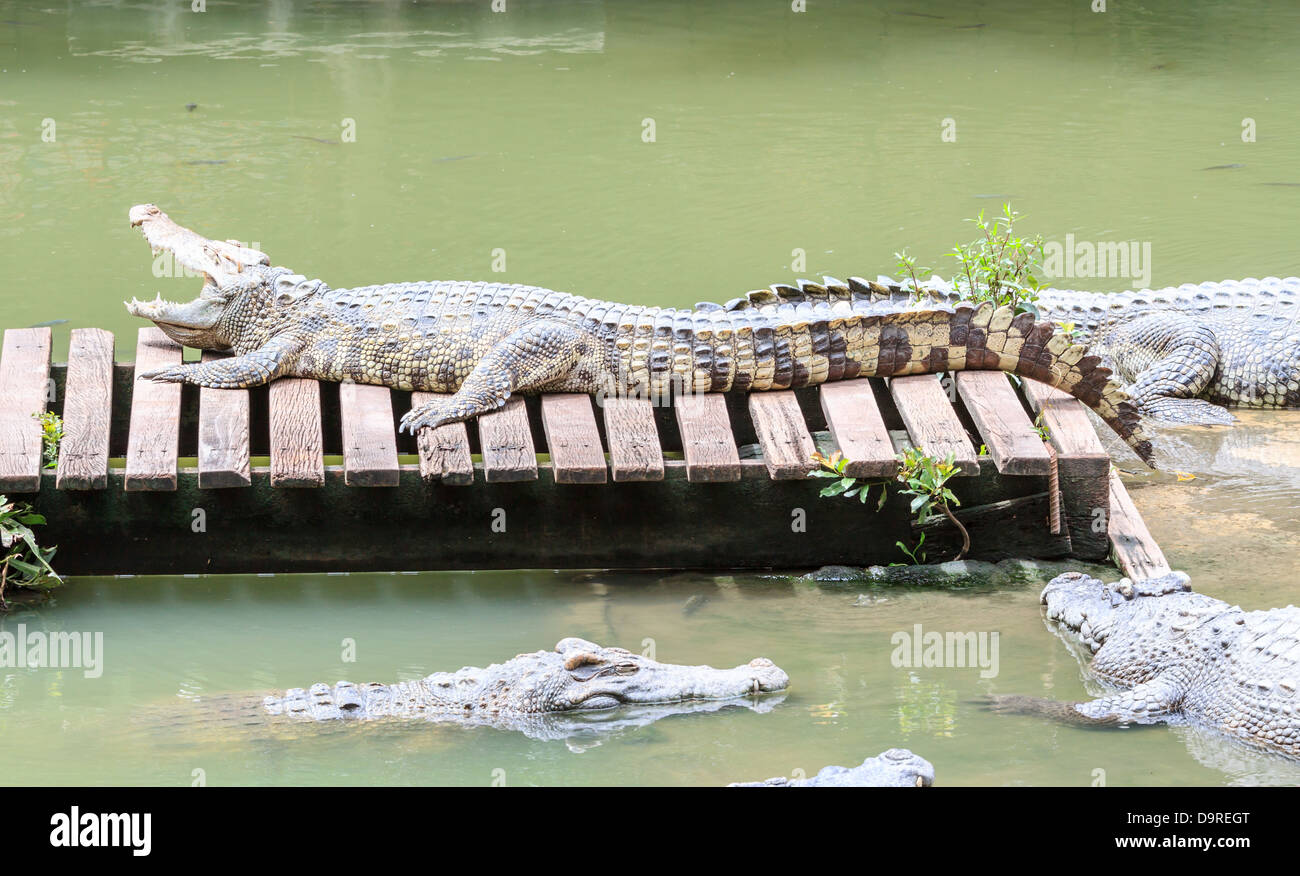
811,446,970,562
894,447,969,560
893,250,933,303
0,495,61,609
895,532,927,564
809,450,889,510
33,411,63,470
945,203,1044,314
1031,411,1052,443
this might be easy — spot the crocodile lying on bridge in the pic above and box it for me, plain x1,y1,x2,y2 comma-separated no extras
990,571,1300,760
729,748,935,787
865,276,1300,427
124,204,1155,464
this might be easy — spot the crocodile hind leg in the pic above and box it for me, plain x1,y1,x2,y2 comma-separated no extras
1100,312,1236,425
399,320,587,434
140,335,300,388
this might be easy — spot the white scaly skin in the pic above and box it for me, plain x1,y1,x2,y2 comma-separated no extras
992,571,1300,760
262,637,789,721
729,748,935,787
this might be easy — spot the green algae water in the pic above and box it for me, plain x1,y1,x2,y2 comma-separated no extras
2,0,1300,786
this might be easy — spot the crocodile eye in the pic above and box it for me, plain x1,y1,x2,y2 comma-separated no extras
614,662,639,676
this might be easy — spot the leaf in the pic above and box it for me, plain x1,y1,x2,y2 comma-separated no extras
877,488,889,511
6,557,41,576
16,513,45,526
910,495,928,513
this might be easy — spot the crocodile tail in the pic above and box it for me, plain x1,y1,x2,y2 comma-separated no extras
857,302,1154,465
718,276,932,313
676,284,1154,465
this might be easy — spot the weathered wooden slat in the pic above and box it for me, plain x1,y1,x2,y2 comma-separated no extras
268,378,325,488
196,351,251,489
818,380,897,478
56,328,113,490
338,382,399,487
1108,472,1172,580
412,392,473,485
478,397,538,483
955,371,1052,475
0,327,51,493
747,391,816,480
124,327,182,492
1019,379,1109,475
1021,378,1113,559
674,393,741,482
888,374,979,476
540,394,607,484
600,397,664,482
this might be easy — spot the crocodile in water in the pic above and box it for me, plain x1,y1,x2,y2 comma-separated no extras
990,571,1300,760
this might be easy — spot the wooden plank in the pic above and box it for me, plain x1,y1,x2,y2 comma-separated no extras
338,382,399,487
56,329,114,490
268,378,325,488
600,397,664,482
124,327,182,492
478,397,538,483
955,371,1051,475
1108,472,1172,580
0,327,52,492
412,392,473,485
747,391,816,480
888,374,979,476
1021,378,1112,559
818,380,897,478
1019,379,1109,475
540,394,607,484
196,351,251,488
674,393,741,482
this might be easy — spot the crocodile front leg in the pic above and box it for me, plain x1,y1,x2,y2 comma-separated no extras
141,335,301,388
987,675,1183,726
1103,312,1236,425
399,320,587,434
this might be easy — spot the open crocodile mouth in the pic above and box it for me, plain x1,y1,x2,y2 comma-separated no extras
126,203,270,331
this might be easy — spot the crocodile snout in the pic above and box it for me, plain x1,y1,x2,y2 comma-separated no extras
747,658,790,693
129,203,162,227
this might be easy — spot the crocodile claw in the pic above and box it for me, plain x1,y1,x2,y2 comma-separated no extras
139,365,194,383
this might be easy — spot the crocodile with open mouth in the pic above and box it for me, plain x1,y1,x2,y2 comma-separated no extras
124,204,1155,464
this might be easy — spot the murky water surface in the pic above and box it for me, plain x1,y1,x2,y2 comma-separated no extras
1,1,1299,785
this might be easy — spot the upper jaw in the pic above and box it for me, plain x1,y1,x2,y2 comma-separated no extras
1041,572,1117,645
129,203,270,285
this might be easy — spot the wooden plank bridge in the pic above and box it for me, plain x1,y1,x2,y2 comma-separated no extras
0,326,1170,578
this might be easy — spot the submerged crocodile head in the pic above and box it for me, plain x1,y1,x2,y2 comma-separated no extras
513,637,790,711
124,204,318,350
263,637,791,727
1040,570,1197,654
